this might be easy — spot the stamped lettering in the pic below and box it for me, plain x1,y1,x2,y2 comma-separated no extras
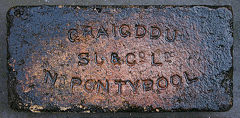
68,24,180,42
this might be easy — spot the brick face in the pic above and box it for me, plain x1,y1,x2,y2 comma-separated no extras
7,5,233,112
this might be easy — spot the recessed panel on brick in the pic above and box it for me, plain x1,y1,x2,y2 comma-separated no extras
7,5,233,112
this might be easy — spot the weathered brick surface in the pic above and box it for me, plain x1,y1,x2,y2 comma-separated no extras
7,5,233,112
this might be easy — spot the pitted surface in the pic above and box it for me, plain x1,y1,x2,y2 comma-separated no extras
7,6,233,112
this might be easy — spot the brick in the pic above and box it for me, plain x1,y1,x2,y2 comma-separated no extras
7,5,233,112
